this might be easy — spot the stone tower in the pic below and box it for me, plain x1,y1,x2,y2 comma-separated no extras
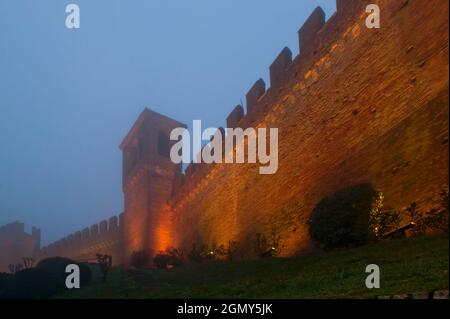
119,108,185,264
0,222,41,272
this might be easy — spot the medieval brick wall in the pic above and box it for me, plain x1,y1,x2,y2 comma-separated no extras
36,214,124,265
9,0,447,266
166,0,449,258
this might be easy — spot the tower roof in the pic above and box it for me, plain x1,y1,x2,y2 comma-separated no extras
119,108,186,150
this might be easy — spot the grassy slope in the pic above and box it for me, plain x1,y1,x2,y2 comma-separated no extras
60,235,449,299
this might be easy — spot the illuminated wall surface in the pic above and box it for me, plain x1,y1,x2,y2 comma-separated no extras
1,0,448,268
0,222,40,271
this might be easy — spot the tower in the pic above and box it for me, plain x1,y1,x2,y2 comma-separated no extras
119,108,186,264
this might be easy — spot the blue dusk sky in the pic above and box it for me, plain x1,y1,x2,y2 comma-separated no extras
0,0,336,245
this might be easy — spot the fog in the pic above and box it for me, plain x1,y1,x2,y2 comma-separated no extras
0,0,336,245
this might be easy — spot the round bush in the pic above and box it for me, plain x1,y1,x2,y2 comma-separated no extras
13,268,60,299
36,257,92,289
78,263,93,286
0,273,15,298
309,184,376,250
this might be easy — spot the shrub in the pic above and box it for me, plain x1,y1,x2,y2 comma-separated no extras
403,189,449,236
130,250,150,269
370,189,449,239
153,248,184,269
309,184,376,250
12,268,60,299
254,230,282,258
187,241,240,263
0,273,14,298
1,257,92,299
36,256,92,289
369,192,402,238
166,248,184,267
22,257,35,269
8,263,23,274
78,263,93,286
225,241,239,261
375,210,402,238
423,189,449,233
188,244,216,263
404,202,427,236
153,253,171,269
188,244,206,263
215,241,239,261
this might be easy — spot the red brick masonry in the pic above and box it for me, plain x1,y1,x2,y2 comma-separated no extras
27,0,448,265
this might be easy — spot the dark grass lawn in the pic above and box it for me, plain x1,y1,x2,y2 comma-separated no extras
59,235,449,299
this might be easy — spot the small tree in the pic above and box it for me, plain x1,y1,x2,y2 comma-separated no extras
22,257,35,269
406,202,427,236
8,263,23,274
96,254,112,282
369,192,402,238
423,189,449,233
254,230,282,258
153,253,171,269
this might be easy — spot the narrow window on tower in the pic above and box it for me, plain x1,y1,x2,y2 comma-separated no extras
158,131,171,158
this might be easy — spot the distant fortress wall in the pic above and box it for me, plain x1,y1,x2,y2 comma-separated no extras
0,222,40,272
35,213,124,265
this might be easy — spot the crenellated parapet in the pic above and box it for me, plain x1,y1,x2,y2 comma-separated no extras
36,213,124,263
169,2,343,201
269,47,293,89
246,79,266,119
226,105,245,128
298,7,325,56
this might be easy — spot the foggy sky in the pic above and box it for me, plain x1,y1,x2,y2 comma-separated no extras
0,0,336,245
